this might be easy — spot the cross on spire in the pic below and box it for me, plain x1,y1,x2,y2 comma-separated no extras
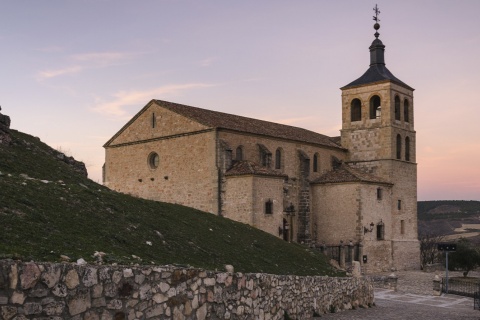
373,4,381,23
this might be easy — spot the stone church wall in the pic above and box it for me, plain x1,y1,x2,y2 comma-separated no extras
218,130,346,180
104,131,218,214
389,160,420,270
0,260,374,320
251,175,286,238
311,183,360,244
110,103,210,146
359,184,394,273
223,175,290,240
223,176,254,225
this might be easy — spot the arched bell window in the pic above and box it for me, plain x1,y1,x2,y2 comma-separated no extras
404,99,410,122
369,95,381,119
394,96,401,121
405,137,410,161
351,98,362,122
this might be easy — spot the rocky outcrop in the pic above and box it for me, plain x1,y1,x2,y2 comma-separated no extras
0,108,88,177
0,260,374,319
0,108,12,145
55,152,88,177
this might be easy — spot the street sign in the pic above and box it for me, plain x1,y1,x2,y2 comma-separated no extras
437,243,457,251
437,242,457,294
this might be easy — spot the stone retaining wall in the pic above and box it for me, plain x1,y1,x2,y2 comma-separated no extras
368,274,398,291
0,260,374,319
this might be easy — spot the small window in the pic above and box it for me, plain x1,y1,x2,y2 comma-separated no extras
400,220,405,235
351,99,362,122
152,113,156,128
377,188,382,200
398,200,402,210
313,153,319,172
394,96,401,121
396,134,402,160
404,99,410,122
148,152,159,169
265,200,273,214
275,148,282,170
369,95,381,119
236,146,244,161
405,137,410,161
376,222,385,240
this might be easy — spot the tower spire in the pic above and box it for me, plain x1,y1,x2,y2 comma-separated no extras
370,4,385,66
341,4,413,91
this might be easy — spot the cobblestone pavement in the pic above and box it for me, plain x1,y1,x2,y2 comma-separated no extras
314,271,480,319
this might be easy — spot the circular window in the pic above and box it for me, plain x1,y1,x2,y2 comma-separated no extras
148,152,159,169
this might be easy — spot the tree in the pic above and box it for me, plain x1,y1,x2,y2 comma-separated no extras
419,231,444,269
448,238,480,277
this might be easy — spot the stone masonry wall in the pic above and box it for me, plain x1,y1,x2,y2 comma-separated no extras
0,260,373,320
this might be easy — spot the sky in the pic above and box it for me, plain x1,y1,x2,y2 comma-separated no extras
0,1,479,201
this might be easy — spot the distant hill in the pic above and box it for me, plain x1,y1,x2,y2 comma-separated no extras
418,200,480,244
0,128,338,276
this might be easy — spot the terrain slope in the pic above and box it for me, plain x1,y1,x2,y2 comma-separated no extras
0,129,337,276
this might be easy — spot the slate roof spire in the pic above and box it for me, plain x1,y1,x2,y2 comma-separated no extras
341,5,413,91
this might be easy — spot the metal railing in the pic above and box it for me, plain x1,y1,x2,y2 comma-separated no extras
442,277,480,298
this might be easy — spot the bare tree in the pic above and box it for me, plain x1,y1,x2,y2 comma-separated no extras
419,231,444,269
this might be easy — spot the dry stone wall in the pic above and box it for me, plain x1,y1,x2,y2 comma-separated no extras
0,260,373,320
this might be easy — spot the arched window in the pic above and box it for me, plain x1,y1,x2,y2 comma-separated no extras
313,153,319,172
405,137,410,161
396,134,402,160
236,146,244,161
394,96,401,121
351,99,362,122
404,99,410,122
369,95,381,119
275,148,282,170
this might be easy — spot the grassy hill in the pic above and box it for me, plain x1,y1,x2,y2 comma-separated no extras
0,129,338,276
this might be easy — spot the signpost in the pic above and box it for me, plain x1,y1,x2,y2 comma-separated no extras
437,243,457,294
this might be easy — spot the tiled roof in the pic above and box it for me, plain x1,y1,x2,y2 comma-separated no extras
155,100,344,150
329,136,342,146
311,164,391,185
225,160,287,178
341,64,414,91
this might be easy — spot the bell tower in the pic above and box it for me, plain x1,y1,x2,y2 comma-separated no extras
340,6,420,270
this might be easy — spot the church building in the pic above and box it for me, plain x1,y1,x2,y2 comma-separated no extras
103,20,420,272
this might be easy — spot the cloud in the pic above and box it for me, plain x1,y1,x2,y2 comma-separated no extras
71,52,134,66
37,66,83,79
91,83,215,119
36,51,138,81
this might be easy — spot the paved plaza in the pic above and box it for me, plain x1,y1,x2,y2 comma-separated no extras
315,270,480,320
315,288,479,319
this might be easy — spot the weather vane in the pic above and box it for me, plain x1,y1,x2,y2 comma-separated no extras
372,4,381,38
373,4,381,23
